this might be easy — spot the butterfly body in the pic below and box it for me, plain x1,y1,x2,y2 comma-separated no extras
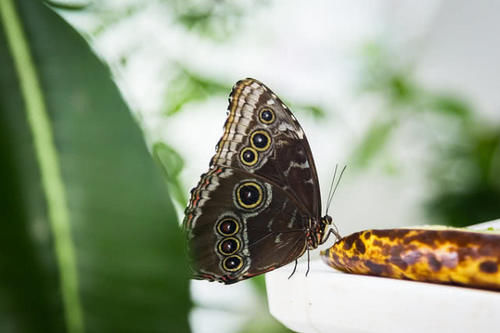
184,78,333,284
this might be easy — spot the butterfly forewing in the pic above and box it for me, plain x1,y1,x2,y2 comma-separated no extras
210,78,321,217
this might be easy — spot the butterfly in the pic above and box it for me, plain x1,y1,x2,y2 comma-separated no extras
183,78,339,284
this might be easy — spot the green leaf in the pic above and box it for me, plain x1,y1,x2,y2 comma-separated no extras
153,142,188,208
388,74,416,103
164,67,230,117
350,120,396,168
287,103,327,120
0,1,191,332
427,94,472,118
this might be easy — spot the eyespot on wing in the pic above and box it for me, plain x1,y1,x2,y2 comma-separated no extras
320,228,500,291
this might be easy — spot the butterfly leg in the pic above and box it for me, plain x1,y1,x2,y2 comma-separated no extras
288,260,298,279
305,248,310,277
332,221,342,240
322,227,342,245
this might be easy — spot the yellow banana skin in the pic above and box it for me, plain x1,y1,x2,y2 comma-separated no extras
321,229,500,290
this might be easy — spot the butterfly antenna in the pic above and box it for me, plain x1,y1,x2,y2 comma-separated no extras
326,165,347,216
325,164,338,216
331,165,347,201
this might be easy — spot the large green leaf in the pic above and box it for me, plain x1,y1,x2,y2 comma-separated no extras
0,1,191,332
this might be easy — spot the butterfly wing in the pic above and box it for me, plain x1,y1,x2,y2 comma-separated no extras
211,78,321,217
184,78,324,283
185,166,309,284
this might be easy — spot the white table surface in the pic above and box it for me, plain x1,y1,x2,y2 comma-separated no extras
266,220,500,333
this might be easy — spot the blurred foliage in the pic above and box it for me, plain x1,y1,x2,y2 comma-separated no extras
353,41,500,227
237,276,293,333
164,67,231,117
49,0,268,40
0,1,190,333
296,104,327,120
426,127,500,227
283,100,327,121
351,118,396,168
166,0,254,40
163,65,328,121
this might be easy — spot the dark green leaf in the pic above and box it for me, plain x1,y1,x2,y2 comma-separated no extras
0,1,191,332
426,184,500,228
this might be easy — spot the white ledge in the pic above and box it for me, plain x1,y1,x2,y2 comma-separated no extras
266,220,500,333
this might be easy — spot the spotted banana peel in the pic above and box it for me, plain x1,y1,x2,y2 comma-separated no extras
321,227,500,291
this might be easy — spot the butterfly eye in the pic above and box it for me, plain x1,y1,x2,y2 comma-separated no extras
217,237,240,255
222,255,243,272
217,217,239,236
259,107,275,124
236,181,263,210
250,130,271,151
240,147,258,166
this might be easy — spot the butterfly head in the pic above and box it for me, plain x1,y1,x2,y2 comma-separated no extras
322,215,333,226
314,215,340,246
320,215,332,241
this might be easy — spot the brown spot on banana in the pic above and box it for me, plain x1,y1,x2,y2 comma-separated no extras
320,228,500,291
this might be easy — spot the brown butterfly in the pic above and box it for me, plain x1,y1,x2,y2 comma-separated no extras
183,78,338,284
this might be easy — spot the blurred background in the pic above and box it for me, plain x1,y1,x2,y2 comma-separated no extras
2,0,499,332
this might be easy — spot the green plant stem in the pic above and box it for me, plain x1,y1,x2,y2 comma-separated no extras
0,1,84,333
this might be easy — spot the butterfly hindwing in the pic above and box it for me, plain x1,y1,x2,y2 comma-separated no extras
184,167,309,284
